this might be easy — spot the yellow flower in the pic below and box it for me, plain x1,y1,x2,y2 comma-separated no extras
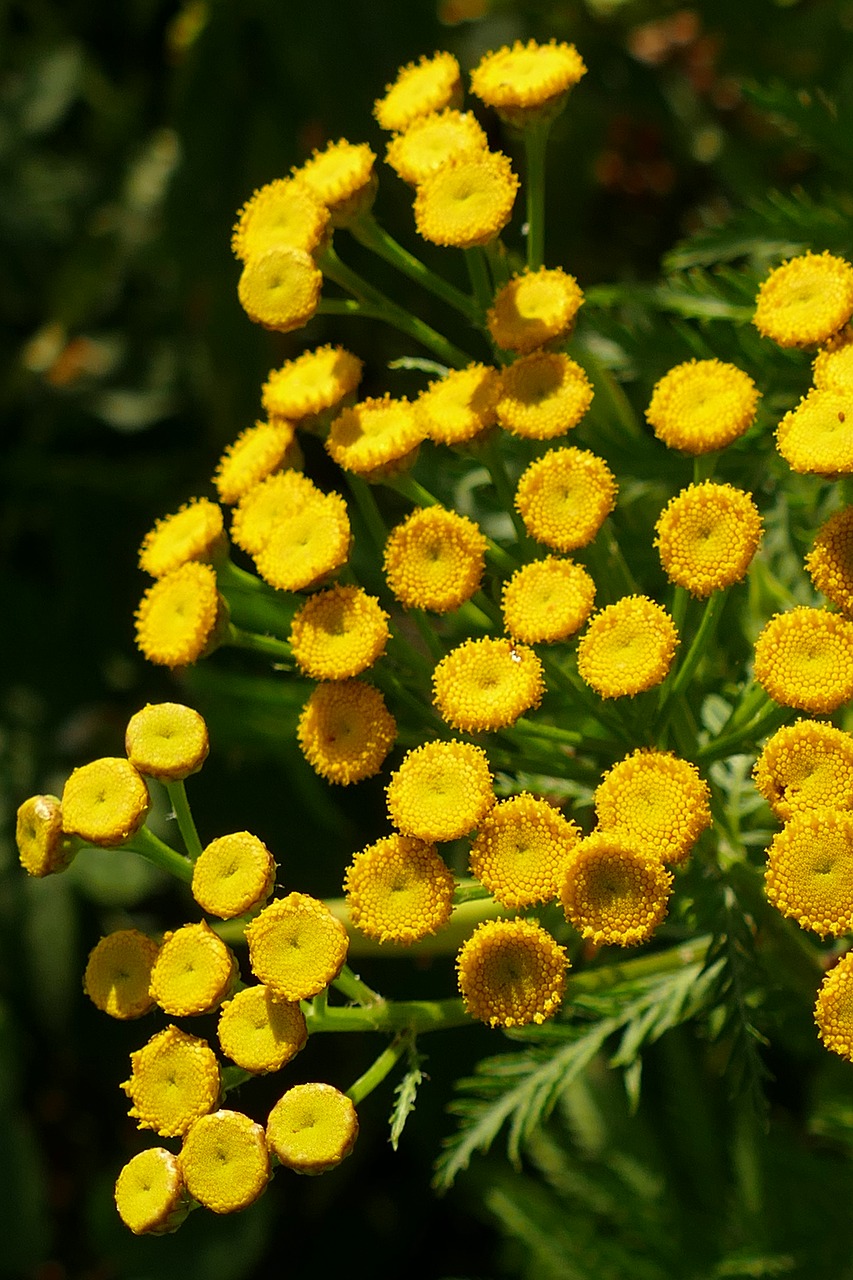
125,702,209,781
753,607,853,713
251,489,352,593
577,596,678,699
414,150,519,249
245,892,349,1000
266,1082,359,1175
765,810,853,937
261,345,363,420
138,499,226,578
496,351,593,440
192,831,276,919
815,952,853,1062
61,757,149,847
218,984,307,1075
230,469,324,556
134,562,225,668
237,245,322,332
295,139,376,225
327,395,424,478
385,109,488,185
122,1025,221,1138
433,637,545,733
753,720,853,821
289,585,389,680
149,922,238,1017
515,447,617,551
213,419,297,505
813,328,853,393
415,364,501,447
806,506,853,613
561,835,673,946
387,740,494,842
501,557,595,644
470,39,587,126
775,389,853,475
487,268,584,355
16,794,76,876
469,793,581,908
645,358,760,454
654,482,763,597
383,505,487,613
754,251,853,348
593,750,711,865
231,176,329,261
297,680,396,785
456,917,569,1028
179,1110,269,1214
344,834,455,945
374,51,462,133
84,929,160,1020
114,1148,190,1236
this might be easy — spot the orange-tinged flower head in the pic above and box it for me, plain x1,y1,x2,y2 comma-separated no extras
813,328,853,393
383,505,486,613
231,176,330,261
753,720,853,821
179,1109,270,1214
815,952,853,1062
327,395,424,479
515,447,617,551
250,488,352,593
297,680,396,785
386,109,488,185
387,739,494,842
754,251,853,348
753,607,853,713
561,834,673,946
61,757,150,847
765,809,853,937
122,1025,221,1137
213,419,297,505
374,51,462,133
470,39,587,125
497,351,593,440
114,1148,190,1236
84,929,159,1020
266,1083,358,1175
218,984,307,1075
502,556,595,643
775,390,853,476
149,922,238,1018
343,834,455,944
488,268,584,354
135,562,226,668
806,505,853,613
237,245,322,332
469,793,581,907
230,469,323,556
593,750,711,865
456,917,569,1028
139,499,226,578
414,150,519,249
295,139,377,225
646,358,760,454
433,637,545,733
192,831,276,919
261,345,363,420
245,892,348,1000
655,481,762,597
125,702,209,782
16,794,76,876
415,364,501,446
289,585,389,680
577,596,678,699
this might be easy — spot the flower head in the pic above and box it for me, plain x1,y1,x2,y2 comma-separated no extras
289,585,389,680
487,268,584,354
295,139,376,225
765,810,853,937
561,835,673,946
470,39,587,126
415,364,500,446
327,395,424,478
383,505,486,612
645,359,760,454
213,419,297,505
84,929,159,1020
432,637,545,732
515,447,617,551
230,469,325,556
815,952,853,1063
122,1026,221,1137
266,1083,358,1175
374,52,462,133
61,757,149,847
179,1110,269,1214
502,556,595,644
149,922,238,1017
138,499,226,578
497,351,593,440
654,482,762,597
245,892,348,1000
114,1148,190,1236
753,607,853,713
577,596,678,699
134,562,225,668
813,328,853,393
261,345,363,420
218,985,307,1074
456,917,569,1028
343,834,455,944
192,831,276,919
16,794,76,876
753,720,853,821
593,750,711,865
414,150,519,249
386,109,488,185
775,389,853,475
469,793,581,908
806,506,853,613
237,246,322,332
754,251,853,348
297,680,396,785
231,176,329,261
125,702,209,781
250,487,352,593
387,740,494,842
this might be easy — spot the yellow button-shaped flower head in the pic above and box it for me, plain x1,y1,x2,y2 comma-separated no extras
815,952,853,1063
237,245,322,332
414,150,518,249
645,358,759,454
374,51,462,133
218,984,307,1074
149,922,238,1017
125,702,209,782
456,917,569,1028
213,419,296,505
469,794,581,908
754,251,853,348
488,268,584,354
61,757,150,847
297,680,396,786
289,585,389,681
655,482,762,597
245,893,349,1000
192,831,276,919
261,345,363,420
122,1026,221,1138
138,499,226,578
179,1110,270,1214
813,328,853,393
433,637,545,733
246,485,352,594
383,506,487,613
327,395,424,479
16,794,75,876
561,835,673,947
502,556,596,644
387,740,494,843
84,929,159,1020
497,351,593,440
295,139,376,226
470,38,587,126
415,364,500,446
753,720,853,822
515,446,617,552
765,810,853,937
134,562,225,668
806,505,853,613
577,596,678,699
593,750,711,866
231,176,329,261
114,1148,190,1236
230,469,321,556
385,108,488,186
266,1082,358,1175
343,834,455,945
776,390,853,476
753,607,853,713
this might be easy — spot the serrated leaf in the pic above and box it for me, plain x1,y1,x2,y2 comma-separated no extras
389,1042,426,1152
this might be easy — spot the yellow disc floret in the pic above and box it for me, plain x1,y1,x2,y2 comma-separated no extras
218,984,307,1075
501,556,596,643
487,268,584,354
470,39,587,125
149,922,238,1017
456,917,569,1028
231,176,329,261
134,562,225,668
753,720,853,821
192,831,276,919
561,835,673,946
765,810,853,937
289,585,389,680
237,245,322,332
753,607,853,713
266,1082,358,1175
343,834,455,945
385,109,488,185
806,505,853,613
497,351,593,441
61,757,149,847
213,419,296,505
84,929,159,1020
414,150,519,249
245,893,349,1001
138,499,226,578
646,358,760,454
16,794,76,876
593,750,711,865
432,637,545,733
383,505,487,613
327,395,424,478
122,1025,221,1138
775,389,853,476
179,1110,270,1214
815,952,853,1063
515,447,617,551
387,740,494,842
374,51,462,133
754,251,853,348
295,139,376,225
654,482,763,597
125,702,209,782
813,328,853,393
297,680,396,785
261,345,363,420
469,793,581,908
577,596,678,699
114,1148,190,1236
415,364,500,446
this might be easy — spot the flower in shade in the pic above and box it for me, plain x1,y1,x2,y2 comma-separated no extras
251,489,351,593
237,246,322,332
469,793,581,907
593,750,711,865
230,469,326,556
515,447,617,551
497,351,593,440
813,328,853,393
179,1110,270,1214
577,596,678,699
125,702,209,782
122,1026,221,1137
294,139,377,224
16,794,76,876
487,268,584,354
433,637,545,732
383,505,486,612
561,835,673,946
414,150,519,249
654,482,762,597
114,1148,190,1236
135,562,226,668
149,922,239,1017
84,929,159,1020
343,833,455,944
213,419,297,505
806,506,853,614
501,556,595,644
415,364,501,446
297,680,396,785
765,810,853,937
753,251,853,348
387,740,494,842
61,757,150,847
245,892,349,1001
753,720,853,821
231,176,329,261
753,607,853,713
261,345,363,420
192,831,276,919
218,984,307,1075
138,499,226,578
374,52,462,133
775,390,853,475
266,1083,359,1175
815,952,853,1063
289,585,389,680
645,359,760,454
470,39,587,126
386,109,488,185
456,917,569,1028
327,395,424,478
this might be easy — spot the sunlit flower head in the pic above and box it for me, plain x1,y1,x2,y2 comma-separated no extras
806,506,853,613
515,447,617,551
754,251,853,348
218,984,307,1075
654,481,762,597
134,562,225,668
289,585,389,680
470,39,587,126
125,702,209,782
261,345,363,421
433,637,545,733
237,246,322,332
497,351,593,440
387,739,494,842
765,810,853,937
577,596,678,699
231,176,330,261
775,389,853,476
645,358,760,454
469,793,581,908
266,1082,359,1175
415,364,501,446
297,680,396,785
593,750,711,865
815,952,853,1063
561,835,673,946
83,929,159,1020
138,499,226,578
213,419,297,505
343,833,455,944
502,556,595,644
16,794,76,877
753,720,853,821
192,831,276,919
251,486,352,593
327,395,424,478
61,757,149,847
753,607,853,713
488,268,584,354
386,108,488,185
179,1109,270,1214
374,52,461,132
813,328,853,393
245,892,349,1001
114,1148,189,1236
456,917,569,1028
414,150,519,249
383,505,486,613
295,139,377,225
122,1025,221,1138
149,921,238,1018
230,469,325,556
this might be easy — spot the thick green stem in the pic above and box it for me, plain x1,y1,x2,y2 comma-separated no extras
163,780,203,860
124,825,194,883
346,1035,410,1106
227,624,293,664
481,435,530,547
305,997,470,1034
464,247,495,314
333,964,383,1005
523,117,551,269
349,213,481,324
657,589,726,729
326,895,513,958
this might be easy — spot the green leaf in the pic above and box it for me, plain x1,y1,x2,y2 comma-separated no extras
389,1040,426,1152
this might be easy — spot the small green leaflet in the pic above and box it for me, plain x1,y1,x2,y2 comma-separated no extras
389,1038,426,1152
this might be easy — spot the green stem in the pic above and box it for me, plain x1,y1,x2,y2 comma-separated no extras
346,1034,411,1106
326,895,513,958
697,697,793,763
657,589,726,725
215,557,268,595
349,213,482,324
693,454,718,485
523,117,551,269
333,964,383,1005
464,247,495,314
305,997,470,1035
124,825,194,883
227,624,293,665
345,473,389,559
481,435,530,547
164,780,203,860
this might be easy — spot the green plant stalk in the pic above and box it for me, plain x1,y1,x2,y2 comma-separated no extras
349,213,482,324
540,651,634,745
345,472,389,560
305,996,471,1035
346,1034,411,1106
326,895,514,959
163,780,203,860
480,435,531,547
227,624,293,665
697,697,793,763
464,246,495,314
657,589,727,725
523,117,551,269
124,825,194,883
333,964,382,1005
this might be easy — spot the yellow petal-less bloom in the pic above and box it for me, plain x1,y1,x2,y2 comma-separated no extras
261,345,363,420
753,721,853,821
289,585,389,680
470,39,587,125
515,447,617,551
754,251,853,348
122,1025,221,1137
230,469,322,556
149,922,238,1017
218,985,307,1075
497,351,593,441
753,607,853,713
386,109,488,185
138,499,226,578
469,794,581,908
266,1082,359,1175
343,834,455,944
237,245,322,332
135,562,225,668
374,51,462,133
654,482,763,597
487,268,584,355
765,810,853,937
327,395,424,478
415,364,500,446
114,1148,190,1236
125,702,209,782
815,952,853,1063
414,150,519,249
179,1110,270,1214
61,757,150,847
456,917,569,1028
387,740,494,842
252,490,352,594
245,893,349,1001
432,637,545,733
577,596,678,699
501,557,596,644
84,929,159,1020
297,680,396,785
192,831,276,919
775,389,853,476
383,506,487,613
213,419,297,505
813,328,853,393
646,358,760,454
16,794,76,876
806,506,853,613
561,835,673,947
295,139,376,225
593,750,711,865
231,176,329,261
